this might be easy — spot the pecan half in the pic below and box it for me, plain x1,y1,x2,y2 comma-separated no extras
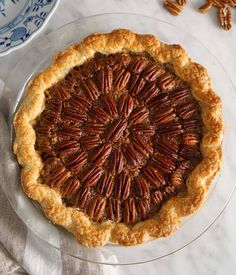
142,63,163,81
68,95,92,112
56,140,80,155
83,122,105,135
230,0,236,7
109,149,124,174
40,110,59,126
131,124,155,136
132,134,153,157
57,124,81,138
138,82,160,104
100,94,118,117
153,106,176,125
129,75,146,96
66,151,87,172
61,178,80,198
53,85,71,100
219,6,232,31
178,0,187,5
143,165,165,188
61,107,87,123
170,88,191,106
177,101,197,119
47,166,71,188
97,173,114,197
75,187,91,209
199,1,213,13
170,170,183,188
152,190,163,206
162,185,176,199
87,197,106,221
148,93,171,111
118,93,134,117
97,66,113,93
152,153,176,174
182,132,200,146
183,118,202,133
164,0,183,16
107,198,122,222
212,0,225,8
155,138,178,160
80,166,103,187
129,57,147,74
81,78,99,101
136,199,150,220
123,197,137,224
89,106,110,124
90,143,112,166
157,121,183,137
157,72,178,91
114,68,131,90
122,143,142,165
179,145,201,159
134,176,150,198
80,136,101,151
129,106,149,125
114,172,131,200
106,118,128,143
46,97,62,113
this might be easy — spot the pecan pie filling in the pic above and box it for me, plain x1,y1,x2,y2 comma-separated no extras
35,52,202,225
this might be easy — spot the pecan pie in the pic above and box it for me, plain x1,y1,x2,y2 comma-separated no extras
13,29,223,247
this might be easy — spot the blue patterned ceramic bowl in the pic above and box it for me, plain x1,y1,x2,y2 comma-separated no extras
0,0,58,56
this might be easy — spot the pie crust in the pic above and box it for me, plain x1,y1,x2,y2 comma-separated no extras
13,29,223,247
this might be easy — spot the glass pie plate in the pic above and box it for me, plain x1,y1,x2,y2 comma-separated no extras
0,13,236,265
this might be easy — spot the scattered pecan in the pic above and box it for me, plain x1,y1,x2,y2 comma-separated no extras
219,6,232,30
118,93,134,117
61,178,80,198
229,0,236,7
107,198,122,222
68,95,92,112
142,63,163,81
122,143,142,165
114,172,131,200
212,0,225,8
138,82,160,104
80,166,103,187
152,153,176,174
97,173,114,197
114,68,131,90
81,78,99,101
74,187,91,209
110,149,124,174
131,124,155,136
123,197,137,224
178,0,187,5
106,118,128,143
47,166,71,188
100,94,118,117
129,75,146,96
97,66,113,93
164,0,183,16
128,57,148,74
134,176,150,198
56,140,80,155
129,106,149,125
80,136,101,151
66,151,87,172
90,143,112,166
87,197,106,221
199,1,213,13
143,165,165,188
89,106,110,124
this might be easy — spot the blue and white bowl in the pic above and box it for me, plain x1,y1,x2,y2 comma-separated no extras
0,0,58,56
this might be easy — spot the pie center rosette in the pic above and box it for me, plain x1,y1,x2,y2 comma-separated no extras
35,52,202,225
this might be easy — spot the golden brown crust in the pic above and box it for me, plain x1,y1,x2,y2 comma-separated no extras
13,29,223,247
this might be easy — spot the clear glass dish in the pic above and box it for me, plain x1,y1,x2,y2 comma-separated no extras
0,13,236,265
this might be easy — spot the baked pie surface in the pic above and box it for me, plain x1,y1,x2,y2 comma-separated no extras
13,29,223,247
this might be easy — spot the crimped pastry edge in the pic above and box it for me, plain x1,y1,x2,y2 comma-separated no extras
13,29,223,247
